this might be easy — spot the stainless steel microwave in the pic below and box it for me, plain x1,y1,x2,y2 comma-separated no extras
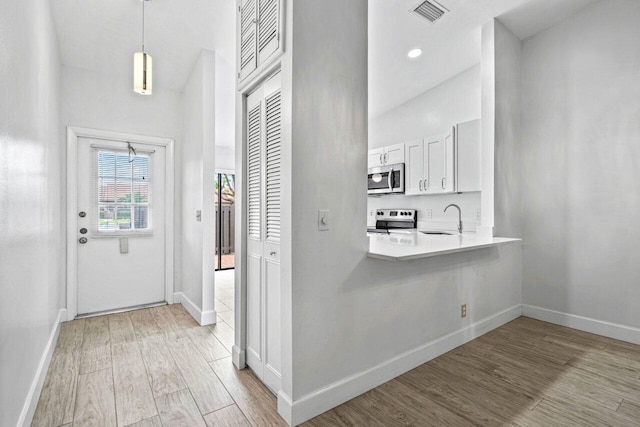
368,163,405,195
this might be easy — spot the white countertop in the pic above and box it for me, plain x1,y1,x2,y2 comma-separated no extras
367,230,520,261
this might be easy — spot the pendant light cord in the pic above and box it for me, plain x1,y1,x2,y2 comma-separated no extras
142,0,145,52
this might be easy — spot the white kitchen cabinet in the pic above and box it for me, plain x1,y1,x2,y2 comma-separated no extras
367,143,405,168
238,0,282,84
368,147,384,168
404,119,480,195
246,71,282,394
404,139,424,195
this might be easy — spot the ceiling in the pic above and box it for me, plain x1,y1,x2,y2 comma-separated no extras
368,0,598,119
51,0,235,93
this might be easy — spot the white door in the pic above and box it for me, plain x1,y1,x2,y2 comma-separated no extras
246,72,282,393
404,139,424,195
384,143,405,165
76,137,166,315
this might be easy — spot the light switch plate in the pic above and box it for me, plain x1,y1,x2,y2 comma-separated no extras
318,209,330,231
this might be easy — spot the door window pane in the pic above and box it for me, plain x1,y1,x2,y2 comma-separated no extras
96,150,151,233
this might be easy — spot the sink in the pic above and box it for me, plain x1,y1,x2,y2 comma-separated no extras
420,231,455,235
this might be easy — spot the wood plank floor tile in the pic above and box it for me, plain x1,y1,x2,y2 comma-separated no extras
166,336,234,414
112,342,157,426
80,316,111,374
32,320,84,427
215,299,232,313
186,326,230,362
109,312,137,345
209,320,235,351
130,308,163,340
210,358,287,426
617,399,640,421
150,305,185,338
168,304,201,330
31,347,82,426
73,368,117,427
155,388,207,427
138,334,186,398
124,415,162,427
217,310,235,329
203,404,251,427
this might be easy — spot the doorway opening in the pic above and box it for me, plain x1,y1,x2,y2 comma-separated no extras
215,172,235,271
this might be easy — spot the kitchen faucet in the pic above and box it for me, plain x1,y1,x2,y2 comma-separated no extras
444,204,463,234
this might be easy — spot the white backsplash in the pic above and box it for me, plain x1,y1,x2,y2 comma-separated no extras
367,191,481,232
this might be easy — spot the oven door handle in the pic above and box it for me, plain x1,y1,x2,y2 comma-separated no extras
387,167,393,190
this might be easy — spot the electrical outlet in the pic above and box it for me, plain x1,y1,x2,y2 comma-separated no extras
426,209,432,219
475,209,481,221
461,304,467,318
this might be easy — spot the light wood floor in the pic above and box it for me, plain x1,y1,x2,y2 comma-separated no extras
34,300,640,426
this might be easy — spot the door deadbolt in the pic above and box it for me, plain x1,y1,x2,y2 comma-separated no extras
79,228,88,234
79,237,88,244
78,211,86,218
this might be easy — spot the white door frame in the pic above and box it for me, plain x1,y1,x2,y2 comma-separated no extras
66,126,175,321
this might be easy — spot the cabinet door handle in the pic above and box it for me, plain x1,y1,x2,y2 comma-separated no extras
442,178,446,189
419,180,423,191
424,179,428,191
270,251,276,256
384,153,388,163
379,153,383,164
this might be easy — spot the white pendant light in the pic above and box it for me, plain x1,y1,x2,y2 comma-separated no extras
134,0,152,95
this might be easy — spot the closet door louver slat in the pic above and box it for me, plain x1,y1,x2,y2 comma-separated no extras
247,103,262,239
240,0,257,77
258,0,278,53
265,90,281,242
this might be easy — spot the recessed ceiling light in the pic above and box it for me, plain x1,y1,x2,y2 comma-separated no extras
407,48,422,59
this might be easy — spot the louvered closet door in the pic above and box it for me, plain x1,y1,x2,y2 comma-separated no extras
246,72,282,394
257,0,279,64
239,0,257,80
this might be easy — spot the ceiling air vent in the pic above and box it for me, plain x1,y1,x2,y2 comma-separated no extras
411,0,448,23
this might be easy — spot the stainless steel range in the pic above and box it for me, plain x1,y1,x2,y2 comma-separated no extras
367,209,417,234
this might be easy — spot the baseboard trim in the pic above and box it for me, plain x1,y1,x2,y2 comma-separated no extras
173,292,216,326
19,308,67,427
280,304,522,426
522,304,640,345
232,345,246,369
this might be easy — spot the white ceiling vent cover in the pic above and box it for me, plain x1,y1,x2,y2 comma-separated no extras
411,0,448,23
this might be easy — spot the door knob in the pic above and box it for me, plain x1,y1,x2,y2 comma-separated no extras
79,237,88,244
78,211,86,218
79,228,88,234
270,251,276,256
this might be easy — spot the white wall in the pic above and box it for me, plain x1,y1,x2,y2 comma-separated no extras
179,50,216,316
521,0,640,330
368,66,481,230
283,1,521,424
493,20,523,238
0,0,63,425
61,66,183,291
214,54,235,173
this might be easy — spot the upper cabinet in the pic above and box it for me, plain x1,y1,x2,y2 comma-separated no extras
238,0,282,84
368,143,405,168
404,119,481,195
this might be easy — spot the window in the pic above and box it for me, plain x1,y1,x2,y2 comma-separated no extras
95,150,151,233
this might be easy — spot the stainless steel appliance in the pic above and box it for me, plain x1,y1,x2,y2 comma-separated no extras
368,163,405,195
367,209,417,234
